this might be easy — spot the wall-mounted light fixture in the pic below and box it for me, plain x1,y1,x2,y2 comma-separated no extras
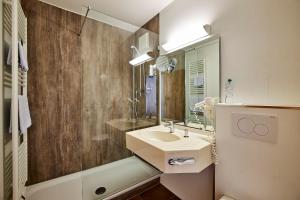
129,53,153,66
161,24,212,54
129,43,153,66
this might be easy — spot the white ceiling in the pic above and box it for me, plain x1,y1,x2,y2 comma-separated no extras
40,0,174,32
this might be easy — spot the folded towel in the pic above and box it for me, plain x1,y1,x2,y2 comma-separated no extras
18,95,32,133
194,73,204,87
18,41,29,71
7,47,12,66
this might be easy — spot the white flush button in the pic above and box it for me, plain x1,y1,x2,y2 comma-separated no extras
232,113,278,143
254,124,269,136
237,117,255,134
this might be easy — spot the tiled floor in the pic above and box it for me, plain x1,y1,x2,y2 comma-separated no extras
112,178,181,200
129,184,180,200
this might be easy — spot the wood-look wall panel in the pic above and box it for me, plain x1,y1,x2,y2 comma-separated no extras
23,1,159,184
162,53,185,121
81,19,110,169
81,18,134,169
21,0,38,17
27,2,82,184
142,15,160,34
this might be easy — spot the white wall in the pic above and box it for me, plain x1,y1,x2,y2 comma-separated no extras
160,0,300,105
161,165,214,200
215,105,300,199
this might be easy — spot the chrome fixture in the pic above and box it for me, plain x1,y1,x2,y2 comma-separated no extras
127,97,139,121
184,129,189,138
78,5,91,36
164,121,174,133
168,157,195,166
155,56,177,73
130,45,141,55
167,58,177,73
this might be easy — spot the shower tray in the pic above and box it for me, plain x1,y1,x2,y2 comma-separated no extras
26,156,161,200
82,156,161,200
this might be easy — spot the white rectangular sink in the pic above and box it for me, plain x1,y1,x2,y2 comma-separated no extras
126,125,213,173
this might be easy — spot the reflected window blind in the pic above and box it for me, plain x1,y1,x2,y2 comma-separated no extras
187,59,206,123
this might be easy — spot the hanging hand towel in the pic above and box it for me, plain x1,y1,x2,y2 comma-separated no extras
18,41,29,71
194,73,204,87
18,95,32,133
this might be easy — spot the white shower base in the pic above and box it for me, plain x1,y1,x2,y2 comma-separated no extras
26,156,160,200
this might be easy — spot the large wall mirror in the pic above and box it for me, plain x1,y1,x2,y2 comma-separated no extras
159,36,220,130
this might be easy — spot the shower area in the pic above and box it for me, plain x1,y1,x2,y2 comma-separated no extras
1,1,162,200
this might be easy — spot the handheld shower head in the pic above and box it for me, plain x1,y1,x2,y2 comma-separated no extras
130,45,140,55
129,45,153,66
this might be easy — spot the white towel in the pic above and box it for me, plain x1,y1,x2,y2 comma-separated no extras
18,95,32,133
6,42,29,71
194,73,204,87
18,41,29,71
190,95,204,111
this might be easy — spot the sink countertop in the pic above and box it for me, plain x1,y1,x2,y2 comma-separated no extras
126,125,211,152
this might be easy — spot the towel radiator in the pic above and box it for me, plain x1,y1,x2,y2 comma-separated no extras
1,0,28,199
185,48,206,124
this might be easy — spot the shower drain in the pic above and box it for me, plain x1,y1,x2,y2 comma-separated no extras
95,187,106,195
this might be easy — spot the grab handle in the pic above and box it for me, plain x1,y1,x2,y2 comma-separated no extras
168,157,195,166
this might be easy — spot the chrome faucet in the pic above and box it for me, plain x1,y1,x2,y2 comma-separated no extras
164,121,174,133
127,97,140,121
184,128,189,138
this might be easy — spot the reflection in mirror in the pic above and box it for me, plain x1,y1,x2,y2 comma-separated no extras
160,36,220,130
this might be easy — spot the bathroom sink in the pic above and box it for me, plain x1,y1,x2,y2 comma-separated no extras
140,131,180,142
126,125,213,173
